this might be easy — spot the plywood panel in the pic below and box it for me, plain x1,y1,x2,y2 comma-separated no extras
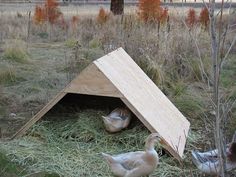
65,63,121,98
94,48,190,159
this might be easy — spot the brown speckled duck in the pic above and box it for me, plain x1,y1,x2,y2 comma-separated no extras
102,107,132,133
102,133,161,177
192,131,236,175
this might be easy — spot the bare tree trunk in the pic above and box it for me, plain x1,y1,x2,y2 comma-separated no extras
209,0,227,176
110,0,124,15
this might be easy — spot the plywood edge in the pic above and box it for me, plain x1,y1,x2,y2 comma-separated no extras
161,139,182,161
12,90,67,139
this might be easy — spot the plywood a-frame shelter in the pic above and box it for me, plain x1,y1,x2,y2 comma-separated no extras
12,48,190,161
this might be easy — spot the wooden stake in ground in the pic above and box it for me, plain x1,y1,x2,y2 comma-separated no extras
27,11,31,49
110,0,124,15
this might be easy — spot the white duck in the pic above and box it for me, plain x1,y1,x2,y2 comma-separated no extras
191,131,236,175
102,133,161,177
102,107,132,133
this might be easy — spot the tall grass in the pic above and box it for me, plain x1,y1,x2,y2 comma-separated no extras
0,67,16,85
2,40,29,63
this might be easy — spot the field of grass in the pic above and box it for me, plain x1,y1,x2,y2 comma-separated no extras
0,2,236,177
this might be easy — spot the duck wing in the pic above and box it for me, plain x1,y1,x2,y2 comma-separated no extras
109,108,122,118
192,151,219,174
197,152,217,163
112,151,146,170
103,116,124,129
192,151,218,164
110,108,131,120
101,153,128,177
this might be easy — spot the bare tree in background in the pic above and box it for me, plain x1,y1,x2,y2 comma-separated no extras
209,0,236,176
110,0,124,15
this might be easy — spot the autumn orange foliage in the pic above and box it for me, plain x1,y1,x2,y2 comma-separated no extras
33,0,62,25
199,7,209,29
45,0,62,24
160,8,168,24
59,16,68,30
71,15,79,32
186,8,197,28
96,7,110,24
138,0,168,23
72,16,79,25
34,5,46,24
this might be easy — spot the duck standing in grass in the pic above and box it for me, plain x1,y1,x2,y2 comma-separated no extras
102,133,161,177
192,131,236,175
102,107,132,133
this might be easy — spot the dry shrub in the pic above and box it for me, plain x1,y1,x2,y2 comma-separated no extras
96,7,110,24
3,48,28,63
65,38,77,48
33,5,46,25
0,67,16,85
0,15,28,40
59,16,68,30
137,0,168,24
3,40,29,63
71,15,79,31
199,7,209,29
45,0,62,25
33,0,62,25
161,8,169,24
186,8,197,28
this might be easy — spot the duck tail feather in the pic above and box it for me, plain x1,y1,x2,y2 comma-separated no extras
191,151,202,167
102,116,107,120
101,153,116,164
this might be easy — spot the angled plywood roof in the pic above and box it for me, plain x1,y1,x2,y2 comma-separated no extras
12,48,190,160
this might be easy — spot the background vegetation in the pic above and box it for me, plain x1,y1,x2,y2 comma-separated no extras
0,0,236,176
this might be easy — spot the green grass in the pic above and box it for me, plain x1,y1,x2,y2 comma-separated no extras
0,146,60,177
173,94,205,118
221,56,236,88
3,48,29,63
0,150,26,177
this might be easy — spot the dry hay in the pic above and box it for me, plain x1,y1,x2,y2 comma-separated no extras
0,109,201,177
